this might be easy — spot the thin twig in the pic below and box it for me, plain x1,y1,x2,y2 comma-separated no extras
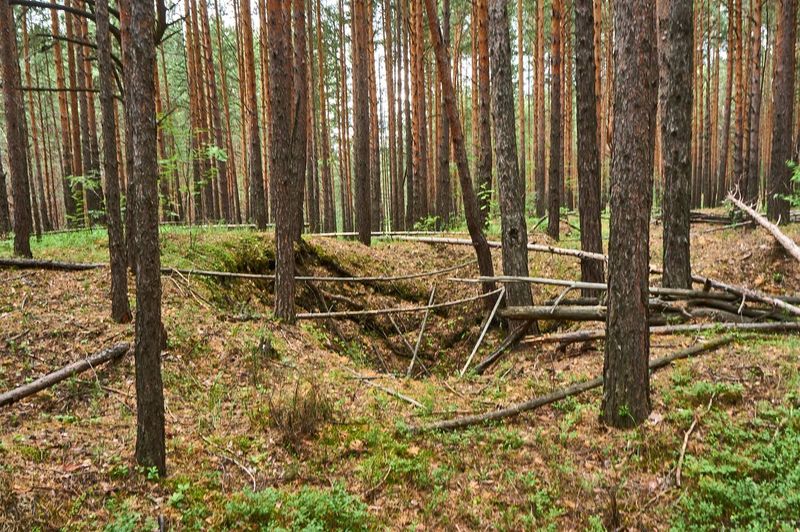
460,288,505,377
407,287,436,377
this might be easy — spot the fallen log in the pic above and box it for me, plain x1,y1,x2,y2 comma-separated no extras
498,301,690,322
0,257,104,271
0,343,130,408
691,274,800,318
727,193,800,263
392,235,607,262
521,321,800,347
409,336,735,432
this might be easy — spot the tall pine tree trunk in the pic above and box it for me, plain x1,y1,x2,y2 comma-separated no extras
602,0,658,429
489,0,534,310
0,0,33,257
661,0,693,288
547,0,564,240
575,0,605,294
766,0,797,222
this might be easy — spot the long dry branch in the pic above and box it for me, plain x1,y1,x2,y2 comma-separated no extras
409,336,735,432
296,288,504,319
521,321,800,346
0,343,130,408
727,194,800,262
393,235,607,262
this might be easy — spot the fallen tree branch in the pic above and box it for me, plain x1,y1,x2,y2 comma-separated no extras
393,235,606,262
345,369,424,409
296,288,503,319
407,287,436,377
0,257,104,271
691,274,800,317
460,288,505,376
0,343,130,408
408,336,734,432
727,193,800,262
521,321,800,346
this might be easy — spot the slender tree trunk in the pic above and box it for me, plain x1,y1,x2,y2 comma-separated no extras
353,0,371,244
745,0,763,204
97,0,132,324
292,0,309,241
489,0,533,310
402,0,413,229
241,0,267,228
317,0,335,232
575,0,605,294
0,0,33,257
547,0,564,240
366,1,381,232
269,0,298,321
122,0,166,475
535,0,546,217
476,0,492,226
435,0,452,229
732,0,745,194
716,0,734,201
660,0,693,289
422,0,497,302
383,0,399,230
602,0,658,429
0,150,9,234
766,0,797,222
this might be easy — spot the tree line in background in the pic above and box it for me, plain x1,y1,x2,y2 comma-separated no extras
0,0,797,474
1,0,798,241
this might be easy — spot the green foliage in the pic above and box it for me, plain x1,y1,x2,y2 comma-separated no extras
673,404,800,530
781,161,800,209
223,484,370,531
104,500,157,532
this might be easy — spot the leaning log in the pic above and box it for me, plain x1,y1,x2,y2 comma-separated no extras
0,343,130,407
692,274,800,318
409,336,735,432
727,193,800,263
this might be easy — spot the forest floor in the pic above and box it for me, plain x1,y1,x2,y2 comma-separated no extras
1,212,799,530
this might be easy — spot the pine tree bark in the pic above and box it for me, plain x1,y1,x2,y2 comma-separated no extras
0,150,9,234
517,0,526,194
122,0,166,475
575,0,605,294
766,0,797,222
353,0,371,244
0,0,33,257
660,0,693,289
292,0,309,241
535,0,546,217
435,0,452,229
715,0,734,201
731,0,745,194
476,0,492,226
383,0,399,230
488,0,533,310
744,0,763,204
602,0,658,429
269,0,298,321
317,0,335,232
241,0,267,228
97,0,132,324
547,0,563,240
367,1,381,232
402,0,413,228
